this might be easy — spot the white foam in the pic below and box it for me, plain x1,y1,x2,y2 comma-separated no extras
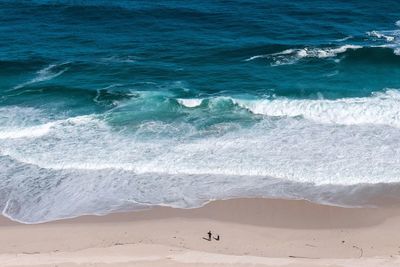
0,105,96,140
0,106,48,125
3,116,400,185
367,31,395,42
177,98,203,108
335,35,353,42
367,21,400,55
278,45,361,59
12,62,69,90
1,101,400,223
246,45,361,65
244,55,268,61
0,122,55,139
233,89,400,127
1,90,400,187
0,106,54,139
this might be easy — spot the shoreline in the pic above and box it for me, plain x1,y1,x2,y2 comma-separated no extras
1,197,396,227
1,198,400,266
4,178,400,225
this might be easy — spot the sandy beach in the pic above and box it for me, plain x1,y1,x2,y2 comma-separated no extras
1,198,400,266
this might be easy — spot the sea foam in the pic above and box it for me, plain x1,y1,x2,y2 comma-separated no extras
367,21,400,55
177,98,203,108
1,106,400,223
176,89,400,128
1,90,400,187
233,89,400,128
245,45,362,65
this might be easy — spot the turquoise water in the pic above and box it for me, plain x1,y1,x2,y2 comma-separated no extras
1,1,400,223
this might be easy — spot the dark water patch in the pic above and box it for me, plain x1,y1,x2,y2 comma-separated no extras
343,46,400,65
0,58,49,73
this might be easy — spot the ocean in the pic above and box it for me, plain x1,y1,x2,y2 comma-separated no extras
1,0,400,223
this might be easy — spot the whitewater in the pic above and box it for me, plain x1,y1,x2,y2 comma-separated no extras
1,87,400,222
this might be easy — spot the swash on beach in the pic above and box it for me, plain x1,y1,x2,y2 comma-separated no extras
1,0,400,223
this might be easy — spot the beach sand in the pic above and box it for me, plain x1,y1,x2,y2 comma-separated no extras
1,198,400,266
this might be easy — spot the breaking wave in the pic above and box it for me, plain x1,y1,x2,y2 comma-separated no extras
246,20,400,66
367,20,400,55
233,89,400,127
245,45,362,65
177,89,400,128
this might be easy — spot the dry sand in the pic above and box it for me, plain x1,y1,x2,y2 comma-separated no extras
1,198,400,266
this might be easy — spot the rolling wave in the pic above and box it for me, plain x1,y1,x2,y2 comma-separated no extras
177,89,400,128
233,89,400,127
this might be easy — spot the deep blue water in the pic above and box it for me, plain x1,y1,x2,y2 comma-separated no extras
1,1,400,223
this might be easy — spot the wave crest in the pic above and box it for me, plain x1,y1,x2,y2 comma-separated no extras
176,89,400,128
233,89,400,127
367,20,400,55
245,45,362,65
